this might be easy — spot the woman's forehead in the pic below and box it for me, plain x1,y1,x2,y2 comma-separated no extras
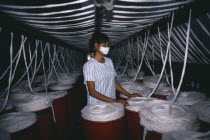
101,41,109,45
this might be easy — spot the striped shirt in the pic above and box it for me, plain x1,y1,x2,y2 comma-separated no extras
83,57,116,105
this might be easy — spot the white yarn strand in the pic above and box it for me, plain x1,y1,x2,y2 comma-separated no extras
148,12,174,98
171,9,191,105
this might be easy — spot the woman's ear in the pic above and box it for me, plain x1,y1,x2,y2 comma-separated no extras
94,42,100,49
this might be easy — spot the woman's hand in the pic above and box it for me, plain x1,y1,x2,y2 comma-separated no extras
128,93,142,98
115,99,129,106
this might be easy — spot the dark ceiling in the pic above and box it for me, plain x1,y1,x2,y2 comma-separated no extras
0,0,208,52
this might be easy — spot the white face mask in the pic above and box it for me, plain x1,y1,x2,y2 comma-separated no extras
99,46,110,55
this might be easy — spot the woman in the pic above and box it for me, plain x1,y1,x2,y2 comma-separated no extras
83,33,140,106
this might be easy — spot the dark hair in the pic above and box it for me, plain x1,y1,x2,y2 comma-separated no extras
89,32,109,53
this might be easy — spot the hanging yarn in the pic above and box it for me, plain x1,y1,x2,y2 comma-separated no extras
143,76,168,89
126,97,157,112
167,91,206,106
81,103,124,122
191,101,210,123
15,94,52,112
0,112,37,133
139,100,199,134
162,130,210,140
0,99,14,111
0,27,84,113
171,10,192,105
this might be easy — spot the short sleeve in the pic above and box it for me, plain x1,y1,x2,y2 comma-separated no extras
83,62,95,83
108,58,117,77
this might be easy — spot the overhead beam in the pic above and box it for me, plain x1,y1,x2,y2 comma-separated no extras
0,12,85,52
112,0,210,48
94,6,104,33
94,6,106,33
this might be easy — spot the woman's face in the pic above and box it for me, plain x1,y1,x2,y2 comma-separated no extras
100,41,109,47
95,41,109,55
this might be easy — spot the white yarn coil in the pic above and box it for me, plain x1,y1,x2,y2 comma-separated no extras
116,75,130,83
71,71,82,77
126,97,157,112
154,87,174,95
191,101,210,123
120,82,151,98
15,95,53,112
116,73,127,79
0,112,37,133
57,73,77,85
143,76,168,89
57,73,71,78
81,103,124,122
120,82,140,98
47,79,57,85
120,82,144,91
0,99,14,110
139,100,199,133
10,91,32,101
32,86,46,92
46,91,67,100
139,89,152,97
120,88,151,98
162,130,210,140
10,85,28,93
11,81,28,93
50,84,73,91
57,78,76,85
127,69,144,79
167,91,206,106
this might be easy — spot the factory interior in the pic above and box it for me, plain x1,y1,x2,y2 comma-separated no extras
0,0,210,140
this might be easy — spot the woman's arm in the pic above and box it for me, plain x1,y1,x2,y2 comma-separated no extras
87,81,128,106
87,81,115,103
115,81,132,97
115,81,141,98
